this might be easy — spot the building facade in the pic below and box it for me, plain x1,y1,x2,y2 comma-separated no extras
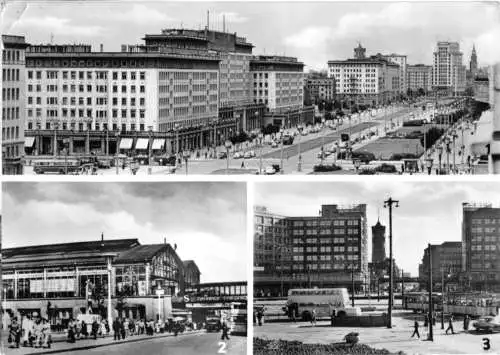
1,238,198,323
305,76,336,104
381,53,407,94
419,242,462,290
2,35,28,174
407,64,433,94
462,202,500,291
24,44,221,156
327,45,400,107
432,41,467,95
254,204,368,297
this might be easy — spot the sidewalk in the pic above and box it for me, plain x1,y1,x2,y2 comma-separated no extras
2,329,204,355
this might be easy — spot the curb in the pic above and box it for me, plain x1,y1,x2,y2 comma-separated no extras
21,330,204,355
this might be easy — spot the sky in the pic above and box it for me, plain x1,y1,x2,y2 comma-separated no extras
2,182,247,283
2,1,499,71
254,181,500,277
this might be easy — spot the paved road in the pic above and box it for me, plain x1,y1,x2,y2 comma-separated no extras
253,312,499,354
71,332,246,355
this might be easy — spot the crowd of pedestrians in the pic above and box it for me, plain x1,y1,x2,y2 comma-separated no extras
411,313,474,340
8,314,52,349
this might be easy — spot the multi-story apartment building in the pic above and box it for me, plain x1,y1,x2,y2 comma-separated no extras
305,76,336,104
24,43,221,156
418,242,462,290
328,45,400,107
407,64,433,94
432,41,467,95
2,35,28,174
142,28,266,133
381,53,407,94
462,202,500,291
250,55,308,128
254,204,368,297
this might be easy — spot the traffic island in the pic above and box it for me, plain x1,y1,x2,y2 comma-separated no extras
253,337,406,355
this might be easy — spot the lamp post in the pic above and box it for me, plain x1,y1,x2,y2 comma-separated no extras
115,132,120,175
297,125,303,172
452,130,458,173
258,133,264,174
445,138,451,174
107,257,113,336
174,123,180,168
384,197,399,328
279,128,284,174
183,151,190,175
224,140,232,171
427,243,434,341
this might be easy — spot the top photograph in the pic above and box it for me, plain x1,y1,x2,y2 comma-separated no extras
1,1,498,176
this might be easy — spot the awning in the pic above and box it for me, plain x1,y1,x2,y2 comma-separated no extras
135,138,149,150
119,138,133,150
152,139,165,150
25,137,35,148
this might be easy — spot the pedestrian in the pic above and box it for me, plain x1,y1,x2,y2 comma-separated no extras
411,318,420,339
221,321,230,341
9,317,21,348
67,318,76,343
241,161,245,169
424,313,428,327
446,315,455,335
92,319,99,339
129,319,135,336
113,318,121,341
463,315,470,332
432,312,436,326
311,309,317,327
81,320,88,339
120,318,126,339
41,318,52,349
257,311,263,326
330,311,336,327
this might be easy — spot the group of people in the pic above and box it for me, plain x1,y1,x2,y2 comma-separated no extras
8,315,52,349
411,313,472,339
67,318,109,343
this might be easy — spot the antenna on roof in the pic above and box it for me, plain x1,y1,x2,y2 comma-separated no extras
50,33,54,44
174,243,177,251
101,232,104,242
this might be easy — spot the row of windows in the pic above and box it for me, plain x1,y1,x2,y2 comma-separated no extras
3,49,23,63
2,126,20,140
472,218,500,225
2,107,20,120
28,70,146,81
28,96,146,107
293,220,359,227
2,68,20,81
3,144,21,158
27,121,148,132
471,245,497,251
2,88,20,101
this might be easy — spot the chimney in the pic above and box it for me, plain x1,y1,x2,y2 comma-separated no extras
100,43,103,52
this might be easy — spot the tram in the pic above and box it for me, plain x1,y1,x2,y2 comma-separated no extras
444,293,500,317
403,292,443,313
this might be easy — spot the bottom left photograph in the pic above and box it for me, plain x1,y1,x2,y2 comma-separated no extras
1,182,248,355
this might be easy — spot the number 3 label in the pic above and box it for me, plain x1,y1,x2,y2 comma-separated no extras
218,341,227,354
483,338,490,351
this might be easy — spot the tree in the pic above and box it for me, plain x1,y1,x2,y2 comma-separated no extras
324,111,333,121
324,100,334,112
406,88,413,98
420,127,444,150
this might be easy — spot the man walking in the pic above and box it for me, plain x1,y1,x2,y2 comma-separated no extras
463,315,470,332
221,321,230,341
113,318,121,340
411,318,420,339
446,315,455,335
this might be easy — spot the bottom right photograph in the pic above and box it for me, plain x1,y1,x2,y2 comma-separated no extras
252,181,500,355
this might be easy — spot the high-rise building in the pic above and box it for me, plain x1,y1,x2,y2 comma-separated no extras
328,44,400,107
2,35,28,174
407,64,433,94
432,41,467,95
305,75,336,105
381,53,407,94
461,202,500,291
254,204,368,297
371,219,386,263
418,242,462,290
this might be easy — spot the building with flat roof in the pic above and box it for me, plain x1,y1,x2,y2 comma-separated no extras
381,53,407,94
407,64,433,94
1,237,199,324
2,35,29,174
432,41,466,95
305,76,336,105
328,44,400,107
254,204,368,297
461,202,500,291
418,241,462,291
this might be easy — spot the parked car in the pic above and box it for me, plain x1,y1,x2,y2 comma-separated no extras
271,141,279,148
218,151,227,159
233,151,244,159
205,317,221,332
264,166,276,175
282,135,294,145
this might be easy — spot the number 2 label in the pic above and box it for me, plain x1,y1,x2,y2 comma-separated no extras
218,341,227,354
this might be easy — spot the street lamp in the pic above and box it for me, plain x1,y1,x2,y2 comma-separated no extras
384,197,399,329
425,158,433,175
451,130,459,173
258,133,264,174
279,128,284,174
297,125,303,172
224,140,232,171
445,138,451,174
183,151,190,175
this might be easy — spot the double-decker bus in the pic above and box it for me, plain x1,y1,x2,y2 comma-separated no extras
229,302,247,335
403,292,443,313
286,288,361,321
444,293,500,317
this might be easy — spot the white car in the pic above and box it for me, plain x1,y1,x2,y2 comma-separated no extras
271,141,278,148
264,166,276,175
244,151,256,159
233,152,243,159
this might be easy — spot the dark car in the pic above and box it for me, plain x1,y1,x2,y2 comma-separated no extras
218,151,228,159
154,155,176,166
351,151,376,164
473,317,500,333
375,163,397,174
282,135,294,145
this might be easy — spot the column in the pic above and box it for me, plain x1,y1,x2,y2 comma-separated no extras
75,267,80,297
145,263,151,296
85,133,90,155
101,138,105,154
43,268,47,299
14,270,18,299
69,137,74,155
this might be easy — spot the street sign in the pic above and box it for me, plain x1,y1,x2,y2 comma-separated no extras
156,288,165,296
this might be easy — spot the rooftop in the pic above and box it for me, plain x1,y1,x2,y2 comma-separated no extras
114,244,175,263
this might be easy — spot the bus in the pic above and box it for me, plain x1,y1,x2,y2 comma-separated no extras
286,288,361,321
33,159,80,174
229,302,247,335
444,293,500,317
403,292,443,313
